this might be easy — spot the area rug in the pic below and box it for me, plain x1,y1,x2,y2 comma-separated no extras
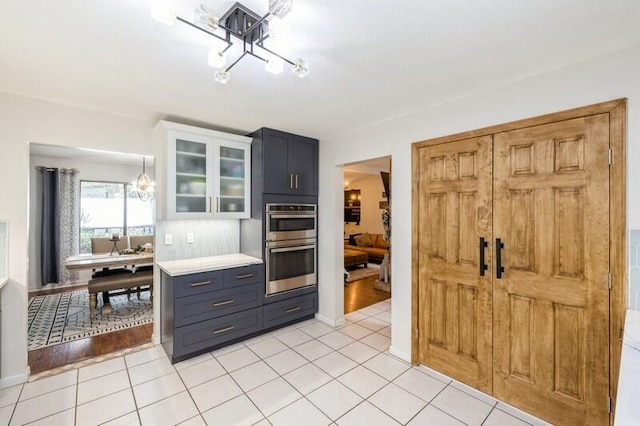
28,289,152,351
345,267,380,283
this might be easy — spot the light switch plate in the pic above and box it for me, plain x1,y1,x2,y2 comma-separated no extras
187,232,194,244
164,233,172,245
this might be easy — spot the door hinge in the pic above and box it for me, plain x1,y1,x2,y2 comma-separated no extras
608,148,613,166
607,272,612,290
608,396,612,413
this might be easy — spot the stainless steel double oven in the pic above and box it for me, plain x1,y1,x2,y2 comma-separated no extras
265,203,317,296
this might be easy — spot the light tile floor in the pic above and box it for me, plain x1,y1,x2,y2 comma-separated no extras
0,298,552,425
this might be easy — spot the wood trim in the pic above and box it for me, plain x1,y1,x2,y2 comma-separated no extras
411,143,420,364
413,99,625,149
609,99,627,424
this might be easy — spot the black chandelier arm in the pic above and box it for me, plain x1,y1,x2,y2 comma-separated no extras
176,16,231,46
225,51,250,72
255,42,295,66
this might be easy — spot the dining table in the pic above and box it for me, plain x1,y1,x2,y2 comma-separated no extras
65,252,154,271
65,252,154,313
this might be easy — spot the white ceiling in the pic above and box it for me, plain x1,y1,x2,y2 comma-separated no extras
30,143,154,167
344,157,390,187
2,0,640,139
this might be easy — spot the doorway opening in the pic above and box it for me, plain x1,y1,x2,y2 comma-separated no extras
27,143,156,374
342,156,391,314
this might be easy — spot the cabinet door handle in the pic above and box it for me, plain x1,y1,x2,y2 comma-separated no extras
216,196,219,213
295,174,299,189
235,273,254,279
479,237,488,276
213,299,235,307
208,196,212,213
213,326,234,335
286,306,302,313
290,174,294,189
495,238,505,279
190,280,211,287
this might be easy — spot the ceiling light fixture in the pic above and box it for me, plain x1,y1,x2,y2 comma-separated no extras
135,158,155,202
151,0,308,83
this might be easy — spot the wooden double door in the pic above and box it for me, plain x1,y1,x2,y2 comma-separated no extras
414,108,617,425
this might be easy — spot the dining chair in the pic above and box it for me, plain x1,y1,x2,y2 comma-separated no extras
90,237,127,254
129,235,154,250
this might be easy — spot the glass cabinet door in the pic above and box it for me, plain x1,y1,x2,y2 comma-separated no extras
214,140,250,218
168,131,214,218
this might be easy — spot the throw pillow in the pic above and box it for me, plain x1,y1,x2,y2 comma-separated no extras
376,236,389,249
355,233,373,247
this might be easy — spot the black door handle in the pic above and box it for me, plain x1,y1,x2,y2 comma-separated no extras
479,237,488,276
495,238,505,279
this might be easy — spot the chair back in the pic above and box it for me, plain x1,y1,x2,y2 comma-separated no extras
91,237,127,254
130,235,154,249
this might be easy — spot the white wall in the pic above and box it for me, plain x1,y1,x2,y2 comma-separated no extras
0,93,243,386
317,44,640,362
28,154,155,291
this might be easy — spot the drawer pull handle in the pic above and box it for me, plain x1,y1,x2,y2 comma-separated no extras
235,273,254,279
213,326,235,335
286,306,302,313
190,280,211,287
213,299,235,307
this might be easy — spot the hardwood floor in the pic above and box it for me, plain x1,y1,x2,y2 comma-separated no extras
28,283,152,374
344,275,390,314
28,323,153,374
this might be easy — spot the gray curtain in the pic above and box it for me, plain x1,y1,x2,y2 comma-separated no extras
41,168,59,286
39,167,79,285
59,169,79,283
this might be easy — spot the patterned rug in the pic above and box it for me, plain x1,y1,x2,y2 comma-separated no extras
345,267,380,282
28,289,152,351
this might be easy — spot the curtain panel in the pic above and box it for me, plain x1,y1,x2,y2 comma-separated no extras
38,167,79,285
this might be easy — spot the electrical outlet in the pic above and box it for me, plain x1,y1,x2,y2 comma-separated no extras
164,233,172,245
187,232,194,244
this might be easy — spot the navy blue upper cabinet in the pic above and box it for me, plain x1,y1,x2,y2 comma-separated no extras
250,128,318,196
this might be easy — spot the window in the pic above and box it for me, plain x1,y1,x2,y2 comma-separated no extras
80,181,154,253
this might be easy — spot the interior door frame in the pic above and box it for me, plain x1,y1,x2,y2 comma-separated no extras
411,98,627,413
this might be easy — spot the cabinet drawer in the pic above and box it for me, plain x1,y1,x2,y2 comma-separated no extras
223,264,263,289
174,270,223,298
173,307,262,358
174,283,262,327
263,292,318,330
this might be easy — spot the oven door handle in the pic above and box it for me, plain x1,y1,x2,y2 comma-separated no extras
270,245,316,253
267,214,316,219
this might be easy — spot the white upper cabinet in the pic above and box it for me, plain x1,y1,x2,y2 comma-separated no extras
156,121,251,220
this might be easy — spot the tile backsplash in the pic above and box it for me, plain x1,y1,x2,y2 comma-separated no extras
155,219,240,262
629,229,640,310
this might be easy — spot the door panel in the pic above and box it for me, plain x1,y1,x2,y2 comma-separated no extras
493,115,610,425
417,135,493,392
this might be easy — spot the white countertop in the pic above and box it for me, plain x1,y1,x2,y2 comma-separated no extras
157,253,262,276
0,276,7,290
615,309,640,425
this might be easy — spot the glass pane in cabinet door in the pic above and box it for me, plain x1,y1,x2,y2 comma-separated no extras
175,139,208,213
219,197,245,213
218,145,245,213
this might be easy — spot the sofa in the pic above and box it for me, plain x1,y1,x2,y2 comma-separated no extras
344,232,389,264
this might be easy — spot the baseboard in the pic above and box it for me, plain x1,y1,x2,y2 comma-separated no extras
389,345,411,363
0,366,30,389
315,313,346,327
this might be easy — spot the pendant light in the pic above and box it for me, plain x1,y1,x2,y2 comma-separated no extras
136,158,154,201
